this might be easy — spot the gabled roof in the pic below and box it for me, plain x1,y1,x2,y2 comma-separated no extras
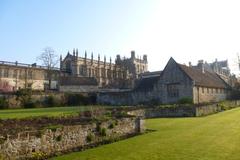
60,76,98,86
178,63,229,89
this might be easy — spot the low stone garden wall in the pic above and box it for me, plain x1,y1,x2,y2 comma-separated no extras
128,100,240,118
195,100,240,116
127,105,195,118
0,116,144,160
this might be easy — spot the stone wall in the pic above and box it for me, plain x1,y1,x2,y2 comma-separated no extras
127,105,196,118
195,100,240,116
128,100,240,118
97,90,159,106
0,117,144,160
192,86,227,104
59,85,98,93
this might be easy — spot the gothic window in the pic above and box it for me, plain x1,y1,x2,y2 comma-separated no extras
216,88,219,93
207,88,209,94
0,69,2,77
167,84,179,97
211,88,213,94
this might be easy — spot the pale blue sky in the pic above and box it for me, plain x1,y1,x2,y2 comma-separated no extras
1,0,240,73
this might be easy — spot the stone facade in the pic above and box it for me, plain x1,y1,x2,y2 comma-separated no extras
0,117,144,160
60,50,148,88
98,57,230,105
0,61,59,92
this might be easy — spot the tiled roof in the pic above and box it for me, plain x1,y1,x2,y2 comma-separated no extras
60,76,98,86
178,64,229,88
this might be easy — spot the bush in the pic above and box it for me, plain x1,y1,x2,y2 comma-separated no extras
64,93,97,106
65,93,89,106
0,97,8,109
44,95,59,107
24,101,36,108
15,88,37,108
177,97,193,104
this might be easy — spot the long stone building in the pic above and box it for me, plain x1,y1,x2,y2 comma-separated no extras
60,49,148,89
0,61,59,92
98,57,232,105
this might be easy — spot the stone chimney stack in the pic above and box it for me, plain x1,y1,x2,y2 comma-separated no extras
198,60,204,73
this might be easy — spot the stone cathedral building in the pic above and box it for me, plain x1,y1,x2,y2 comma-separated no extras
60,49,148,89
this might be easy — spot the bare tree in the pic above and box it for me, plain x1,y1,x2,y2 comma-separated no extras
37,47,59,90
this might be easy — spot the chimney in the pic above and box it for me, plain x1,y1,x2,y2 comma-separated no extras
198,60,205,73
201,65,205,73
189,62,192,67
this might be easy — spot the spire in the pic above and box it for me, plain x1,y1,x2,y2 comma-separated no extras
110,57,112,64
73,48,75,57
60,54,62,61
91,52,93,64
104,55,106,63
98,54,100,61
85,50,87,59
76,49,78,57
67,51,70,55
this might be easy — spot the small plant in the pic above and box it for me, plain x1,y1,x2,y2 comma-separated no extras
96,122,102,132
100,127,107,136
115,120,119,126
55,135,62,142
86,133,94,142
108,122,115,129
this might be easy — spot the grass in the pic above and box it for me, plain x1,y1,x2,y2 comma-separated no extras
53,107,240,160
0,106,92,119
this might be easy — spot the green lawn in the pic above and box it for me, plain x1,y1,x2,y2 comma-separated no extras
53,108,240,160
0,106,90,119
